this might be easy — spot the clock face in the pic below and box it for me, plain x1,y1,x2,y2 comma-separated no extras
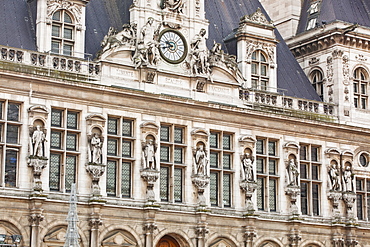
159,30,187,64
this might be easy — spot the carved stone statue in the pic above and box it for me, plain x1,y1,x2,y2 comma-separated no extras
133,18,161,68
329,162,340,191
160,0,185,13
193,144,208,176
241,153,254,182
287,158,299,186
90,133,102,164
32,125,46,157
189,29,210,75
142,138,157,169
343,164,354,192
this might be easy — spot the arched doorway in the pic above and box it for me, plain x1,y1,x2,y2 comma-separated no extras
157,235,180,247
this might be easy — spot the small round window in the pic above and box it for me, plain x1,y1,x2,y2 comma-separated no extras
359,153,369,167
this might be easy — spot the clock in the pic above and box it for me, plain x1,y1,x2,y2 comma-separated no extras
159,30,187,64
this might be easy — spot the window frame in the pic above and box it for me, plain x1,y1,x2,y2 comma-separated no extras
51,9,75,56
353,67,368,109
251,50,269,91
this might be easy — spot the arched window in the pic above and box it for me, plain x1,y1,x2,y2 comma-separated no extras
310,70,324,100
353,67,368,109
51,10,75,56
251,50,269,91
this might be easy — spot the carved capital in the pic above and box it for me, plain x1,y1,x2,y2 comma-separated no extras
191,174,210,189
244,226,257,243
342,192,356,209
195,225,209,238
141,169,160,183
143,222,157,234
28,158,48,176
89,217,103,229
288,230,301,246
29,213,44,226
86,163,106,181
285,185,300,201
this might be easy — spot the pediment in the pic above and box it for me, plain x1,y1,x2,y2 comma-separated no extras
211,66,240,85
325,148,341,156
86,113,106,122
240,8,273,27
28,105,49,114
102,231,137,246
43,226,66,242
210,239,235,247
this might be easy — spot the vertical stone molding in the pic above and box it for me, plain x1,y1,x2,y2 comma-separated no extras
140,121,160,203
86,114,106,198
28,105,49,194
288,229,301,247
191,128,210,207
283,142,300,216
244,226,257,247
29,197,46,247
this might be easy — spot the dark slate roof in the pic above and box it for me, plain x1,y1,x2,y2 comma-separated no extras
297,0,370,34
85,0,132,58
206,0,321,101
0,0,37,50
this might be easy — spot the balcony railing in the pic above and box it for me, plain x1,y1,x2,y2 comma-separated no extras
0,46,100,82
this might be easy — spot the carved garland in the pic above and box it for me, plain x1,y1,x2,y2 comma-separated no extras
47,0,83,27
246,40,275,65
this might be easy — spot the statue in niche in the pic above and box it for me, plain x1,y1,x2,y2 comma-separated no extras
31,125,46,157
142,137,157,169
133,17,161,68
160,0,185,13
343,163,354,192
89,133,103,164
328,161,341,191
287,158,299,186
189,29,210,75
241,152,254,182
193,143,208,176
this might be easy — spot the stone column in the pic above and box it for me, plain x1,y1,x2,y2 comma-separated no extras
143,222,157,247
89,217,102,247
195,212,209,247
29,197,45,247
288,229,301,247
244,226,257,247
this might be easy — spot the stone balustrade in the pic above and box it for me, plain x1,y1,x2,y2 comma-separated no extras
0,46,100,81
239,88,337,118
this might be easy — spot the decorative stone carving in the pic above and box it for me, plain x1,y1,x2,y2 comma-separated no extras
288,229,301,247
240,8,272,26
309,57,320,65
195,224,209,238
326,56,334,102
98,24,137,57
86,163,106,197
195,0,201,17
133,18,161,69
332,234,345,247
196,79,206,92
328,160,341,191
245,40,275,65
189,29,210,75
343,192,356,222
332,49,344,59
209,42,241,77
191,128,210,206
342,55,350,86
287,158,299,187
328,190,342,220
142,136,157,170
47,0,83,27
342,162,354,192
29,212,44,226
143,222,157,234
160,0,185,13
89,133,103,164
355,54,367,62
244,226,257,245
89,217,103,230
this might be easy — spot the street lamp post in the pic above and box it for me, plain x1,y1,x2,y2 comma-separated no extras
0,234,22,246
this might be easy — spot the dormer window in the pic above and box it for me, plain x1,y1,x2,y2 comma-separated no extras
51,10,75,56
310,70,324,100
306,1,321,30
353,68,368,109
251,50,269,91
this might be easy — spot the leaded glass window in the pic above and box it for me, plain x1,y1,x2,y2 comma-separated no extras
160,167,169,201
65,155,76,192
107,139,118,156
106,160,117,196
0,101,3,119
66,133,77,151
356,178,370,221
256,137,279,212
160,126,170,142
210,172,218,206
121,162,131,197
108,118,118,135
7,103,19,121
122,119,133,137
51,131,62,149
160,124,186,203
107,116,135,198
223,174,231,207
122,141,132,157
5,150,17,187
51,109,63,127
209,131,234,207
67,111,78,129
6,125,18,144
300,143,322,216
160,146,170,162
174,168,182,202
49,153,61,191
